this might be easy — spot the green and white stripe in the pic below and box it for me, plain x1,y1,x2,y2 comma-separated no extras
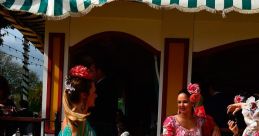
1,0,259,19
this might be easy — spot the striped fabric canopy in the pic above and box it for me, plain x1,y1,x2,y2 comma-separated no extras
0,0,259,19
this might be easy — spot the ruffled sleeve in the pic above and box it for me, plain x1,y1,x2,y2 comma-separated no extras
241,97,258,126
253,100,259,120
162,116,175,136
241,97,259,135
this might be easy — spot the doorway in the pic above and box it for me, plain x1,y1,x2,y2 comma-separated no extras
192,38,259,94
192,38,259,134
70,31,160,136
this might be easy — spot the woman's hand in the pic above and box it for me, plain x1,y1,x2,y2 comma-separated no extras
228,120,239,136
212,126,221,136
227,103,245,115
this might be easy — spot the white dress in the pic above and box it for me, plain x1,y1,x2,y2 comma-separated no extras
241,96,259,136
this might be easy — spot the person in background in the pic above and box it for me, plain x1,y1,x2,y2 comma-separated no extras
116,109,130,136
88,62,118,136
15,100,34,135
17,100,33,117
0,75,17,135
203,82,233,130
162,83,221,136
227,95,259,136
59,65,97,136
0,75,15,109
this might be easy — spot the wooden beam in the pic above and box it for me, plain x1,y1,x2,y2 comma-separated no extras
0,6,44,52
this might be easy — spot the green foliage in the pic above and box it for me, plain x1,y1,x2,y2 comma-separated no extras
0,52,42,111
0,52,23,94
28,81,42,112
0,14,41,111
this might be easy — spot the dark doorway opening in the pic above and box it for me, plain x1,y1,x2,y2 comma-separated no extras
192,38,259,94
192,38,259,134
70,31,160,136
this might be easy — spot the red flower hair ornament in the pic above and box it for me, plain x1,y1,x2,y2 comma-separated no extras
69,65,93,80
234,95,244,103
187,83,200,94
187,83,206,118
190,93,201,103
65,65,93,94
187,83,201,103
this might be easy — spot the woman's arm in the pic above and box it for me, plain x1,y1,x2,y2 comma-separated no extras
228,120,239,136
227,103,246,115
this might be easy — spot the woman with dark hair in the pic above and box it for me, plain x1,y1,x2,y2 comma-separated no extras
162,83,221,136
59,65,97,136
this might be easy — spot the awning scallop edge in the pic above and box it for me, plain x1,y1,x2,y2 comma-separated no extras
1,0,259,20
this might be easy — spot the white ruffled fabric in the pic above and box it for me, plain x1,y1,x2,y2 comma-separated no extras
241,96,259,136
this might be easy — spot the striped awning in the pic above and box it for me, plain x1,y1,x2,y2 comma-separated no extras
0,0,259,20
0,5,44,52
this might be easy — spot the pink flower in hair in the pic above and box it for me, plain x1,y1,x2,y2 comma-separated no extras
69,65,93,79
234,95,244,103
187,83,200,94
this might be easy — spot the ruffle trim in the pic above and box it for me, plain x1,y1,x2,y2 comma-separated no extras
45,3,259,20
2,0,259,20
45,0,118,20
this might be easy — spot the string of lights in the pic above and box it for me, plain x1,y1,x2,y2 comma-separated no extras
0,51,43,67
1,29,39,51
1,43,44,62
1,29,24,42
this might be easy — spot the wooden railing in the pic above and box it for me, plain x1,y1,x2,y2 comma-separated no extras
0,116,46,136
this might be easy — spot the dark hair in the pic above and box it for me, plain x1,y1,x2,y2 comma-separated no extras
0,75,10,99
178,89,191,98
177,89,195,114
65,76,92,104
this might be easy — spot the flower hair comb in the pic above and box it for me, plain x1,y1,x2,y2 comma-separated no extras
65,79,75,94
234,95,244,103
65,65,93,94
69,65,93,79
187,83,200,94
187,83,201,103
187,83,206,118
